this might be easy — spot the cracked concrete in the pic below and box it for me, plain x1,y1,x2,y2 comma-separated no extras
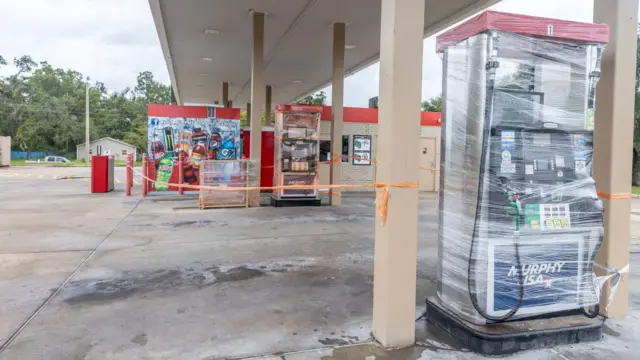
0,165,638,360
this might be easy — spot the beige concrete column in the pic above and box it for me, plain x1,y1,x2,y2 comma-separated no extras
330,22,345,206
265,85,272,126
222,82,229,108
249,11,264,204
592,0,638,317
372,0,424,347
246,102,252,127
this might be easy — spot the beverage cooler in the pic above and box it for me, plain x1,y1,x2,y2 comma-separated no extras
271,104,322,207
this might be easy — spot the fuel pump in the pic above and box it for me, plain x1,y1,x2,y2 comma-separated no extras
430,10,609,338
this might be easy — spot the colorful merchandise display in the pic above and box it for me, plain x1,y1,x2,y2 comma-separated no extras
147,105,241,191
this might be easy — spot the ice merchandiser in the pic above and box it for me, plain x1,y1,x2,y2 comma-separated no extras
271,104,322,207
427,11,610,352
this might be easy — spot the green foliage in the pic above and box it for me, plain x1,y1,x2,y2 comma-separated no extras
297,91,327,105
421,95,442,112
0,55,170,154
239,109,274,128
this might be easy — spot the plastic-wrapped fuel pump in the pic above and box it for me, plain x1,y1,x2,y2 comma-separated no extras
435,12,611,325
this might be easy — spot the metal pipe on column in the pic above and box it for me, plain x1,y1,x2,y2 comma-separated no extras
249,10,264,206
330,22,345,206
246,103,252,127
265,85,272,126
223,82,229,108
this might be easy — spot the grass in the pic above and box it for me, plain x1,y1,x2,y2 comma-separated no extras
633,187,640,196
11,159,142,167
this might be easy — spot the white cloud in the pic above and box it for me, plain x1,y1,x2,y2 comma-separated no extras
0,0,169,91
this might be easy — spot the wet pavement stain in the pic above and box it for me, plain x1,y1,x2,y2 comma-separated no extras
319,338,350,346
62,265,266,305
602,323,622,337
130,333,148,346
319,344,426,360
168,220,228,228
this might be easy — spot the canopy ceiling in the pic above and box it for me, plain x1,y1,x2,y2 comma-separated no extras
149,0,501,108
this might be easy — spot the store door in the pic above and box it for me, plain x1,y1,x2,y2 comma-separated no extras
419,137,436,192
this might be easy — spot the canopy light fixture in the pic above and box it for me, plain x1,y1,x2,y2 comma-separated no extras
204,29,220,35
203,57,214,62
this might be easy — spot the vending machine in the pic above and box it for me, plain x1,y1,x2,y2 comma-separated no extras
427,11,609,353
271,104,322,207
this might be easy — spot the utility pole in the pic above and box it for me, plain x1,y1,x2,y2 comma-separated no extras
85,77,90,162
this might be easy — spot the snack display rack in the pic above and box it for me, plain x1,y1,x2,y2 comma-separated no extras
271,104,322,207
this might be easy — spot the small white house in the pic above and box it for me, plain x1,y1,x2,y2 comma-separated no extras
76,137,137,162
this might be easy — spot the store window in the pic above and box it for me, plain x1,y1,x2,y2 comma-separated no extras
342,135,349,162
121,150,128,155
319,138,350,162
319,141,331,162
353,135,372,165
88,149,92,155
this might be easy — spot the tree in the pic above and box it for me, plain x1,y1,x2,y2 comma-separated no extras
297,91,327,105
134,71,170,105
0,54,169,156
421,95,442,112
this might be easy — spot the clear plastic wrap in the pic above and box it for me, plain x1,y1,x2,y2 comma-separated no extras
272,105,322,200
436,23,607,324
198,159,260,208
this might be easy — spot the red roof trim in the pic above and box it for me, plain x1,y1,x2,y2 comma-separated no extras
436,10,609,52
147,104,240,119
148,104,208,118
274,104,324,113
319,106,441,126
213,107,241,119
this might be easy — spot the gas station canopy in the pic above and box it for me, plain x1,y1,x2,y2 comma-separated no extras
149,0,501,107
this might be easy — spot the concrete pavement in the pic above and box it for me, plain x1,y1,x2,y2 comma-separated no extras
0,165,638,359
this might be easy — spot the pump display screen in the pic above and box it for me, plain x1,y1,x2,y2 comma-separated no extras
533,133,551,145
537,160,549,171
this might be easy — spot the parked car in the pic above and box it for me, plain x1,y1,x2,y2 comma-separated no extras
44,156,71,163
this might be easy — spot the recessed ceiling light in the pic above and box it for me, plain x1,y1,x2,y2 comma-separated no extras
204,29,220,35
293,80,303,84
199,73,211,76
345,44,356,50
203,57,214,62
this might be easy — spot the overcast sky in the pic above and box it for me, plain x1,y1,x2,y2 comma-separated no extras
0,0,621,106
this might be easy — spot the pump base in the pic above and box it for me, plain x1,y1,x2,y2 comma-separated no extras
270,197,322,208
425,297,602,355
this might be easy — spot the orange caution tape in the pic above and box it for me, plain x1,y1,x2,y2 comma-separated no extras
253,154,440,172
130,166,416,225
597,192,633,200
